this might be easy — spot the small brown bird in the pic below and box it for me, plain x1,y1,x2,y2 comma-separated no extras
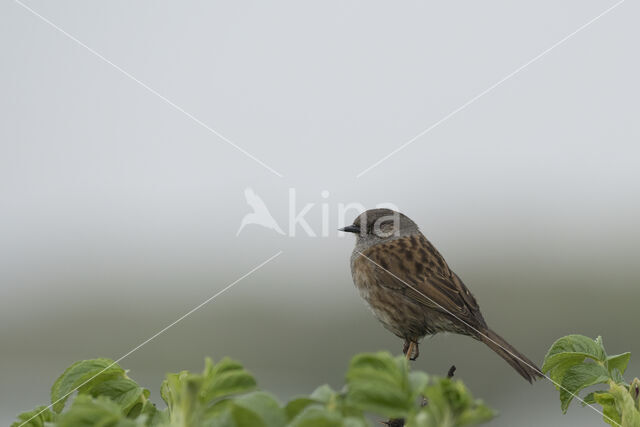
340,208,542,383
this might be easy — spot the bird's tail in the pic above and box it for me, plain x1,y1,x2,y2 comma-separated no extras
478,328,543,383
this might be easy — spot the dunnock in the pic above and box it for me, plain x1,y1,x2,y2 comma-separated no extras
340,208,542,382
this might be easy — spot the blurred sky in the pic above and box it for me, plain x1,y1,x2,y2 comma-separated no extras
1,1,639,426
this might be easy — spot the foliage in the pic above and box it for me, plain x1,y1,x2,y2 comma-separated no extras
13,352,493,427
543,334,639,427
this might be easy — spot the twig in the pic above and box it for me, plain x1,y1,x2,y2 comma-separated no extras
447,365,457,378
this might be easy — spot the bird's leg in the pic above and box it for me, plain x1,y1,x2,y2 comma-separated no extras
403,339,419,361
403,339,411,357
410,342,420,361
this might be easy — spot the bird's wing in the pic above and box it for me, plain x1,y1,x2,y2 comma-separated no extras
355,234,485,326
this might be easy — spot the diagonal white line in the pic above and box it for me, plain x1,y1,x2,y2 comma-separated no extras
18,250,283,427
356,0,626,178
356,250,620,426
13,0,284,178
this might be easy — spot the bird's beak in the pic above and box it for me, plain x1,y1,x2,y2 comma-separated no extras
338,225,361,234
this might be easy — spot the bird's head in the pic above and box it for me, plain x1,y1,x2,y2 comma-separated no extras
339,208,418,246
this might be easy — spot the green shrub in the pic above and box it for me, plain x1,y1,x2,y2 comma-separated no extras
13,352,493,427
543,334,639,427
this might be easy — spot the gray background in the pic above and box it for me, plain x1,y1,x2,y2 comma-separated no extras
1,1,638,426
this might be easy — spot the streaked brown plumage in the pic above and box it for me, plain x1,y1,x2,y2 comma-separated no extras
341,208,542,383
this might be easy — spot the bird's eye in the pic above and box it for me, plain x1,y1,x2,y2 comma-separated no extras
373,219,396,238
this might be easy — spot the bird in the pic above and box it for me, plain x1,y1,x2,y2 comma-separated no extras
340,208,542,383
236,188,285,236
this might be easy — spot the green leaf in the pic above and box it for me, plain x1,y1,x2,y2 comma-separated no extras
611,368,627,386
609,383,640,427
545,355,588,389
147,407,169,427
11,406,54,427
88,378,145,414
285,398,318,421
126,397,150,420
159,372,182,409
160,359,259,427
161,371,204,426
231,392,286,427
543,335,607,375
309,385,338,403
200,357,257,402
418,378,494,427
56,395,144,427
601,404,623,427
288,405,343,427
127,399,159,423
209,395,282,427
559,364,610,413
211,405,266,427
409,371,430,397
345,352,413,418
51,358,125,413
582,391,609,406
589,392,622,427
458,404,495,427
409,410,436,427
607,353,632,376
342,417,368,427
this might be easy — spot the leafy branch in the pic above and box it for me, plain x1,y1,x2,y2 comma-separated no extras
543,334,640,427
13,353,493,427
